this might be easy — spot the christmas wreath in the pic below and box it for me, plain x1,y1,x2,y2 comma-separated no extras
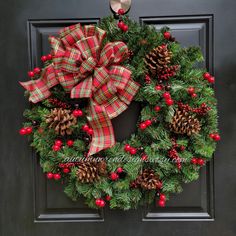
19,14,220,210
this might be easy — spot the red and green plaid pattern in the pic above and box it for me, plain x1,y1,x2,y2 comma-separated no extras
20,23,139,156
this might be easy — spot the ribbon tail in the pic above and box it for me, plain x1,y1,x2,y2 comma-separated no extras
87,101,115,156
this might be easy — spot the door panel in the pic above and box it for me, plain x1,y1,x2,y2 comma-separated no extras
1,0,236,235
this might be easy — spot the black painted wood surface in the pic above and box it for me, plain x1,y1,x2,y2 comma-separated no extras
0,0,235,235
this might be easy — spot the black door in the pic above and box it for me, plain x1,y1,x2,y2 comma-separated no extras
1,0,236,235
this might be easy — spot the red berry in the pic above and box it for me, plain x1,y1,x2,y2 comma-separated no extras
67,140,74,147
53,145,61,151
156,181,163,189
33,67,41,74
191,93,197,98
55,140,63,146
203,72,211,80
41,55,47,62
213,134,221,141
46,172,54,179
63,168,70,174
141,154,148,161
53,173,61,180
158,199,166,207
95,199,102,207
105,195,111,201
177,163,182,169
19,128,27,135
46,54,52,60
163,92,171,99
179,145,185,151
145,74,151,83
124,144,131,152
117,21,125,29
118,8,125,15
163,31,171,39
191,158,198,165
155,85,162,91
82,124,89,132
139,122,147,130
25,126,33,134
145,120,152,126
110,172,119,181
165,98,174,106
28,71,35,78
73,109,83,117
154,105,161,112
197,158,205,166
187,87,195,94
122,24,128,32
87,128,94,135
116,167,123,173
129,148,137,155
208,76,215,84
209,133,215,139
99,199,106,208
159,194,166,201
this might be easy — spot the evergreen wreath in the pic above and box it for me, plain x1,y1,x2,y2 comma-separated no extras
19,15,220,210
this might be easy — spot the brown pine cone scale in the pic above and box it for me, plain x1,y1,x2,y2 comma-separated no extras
169,108,201,136
145,45,172,76
45,108,77,136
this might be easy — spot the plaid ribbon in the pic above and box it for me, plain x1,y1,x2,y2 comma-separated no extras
20,24,139,156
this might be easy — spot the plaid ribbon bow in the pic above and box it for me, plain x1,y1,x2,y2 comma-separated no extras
20,24,139,156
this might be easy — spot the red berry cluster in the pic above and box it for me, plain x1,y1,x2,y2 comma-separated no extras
141,153,148,161
187,87,197,98
27,67,41,78
209,133,221,141
19,126,33,135
52,139,74,151
203,72,215,84
158,65,179,81
82,124,94,135
47,172,61,180
178,102,211,116
117,9,128,32
192,103,211,115
145,74,152,84
163,31,176,42
191,157,205,166
110,167,125,181
41,54,53,63
139,119,152,130
110,172,119,181
162,92,174,106
58,162,75,174
154,105,161,112
168,148,182,170
48,98,70,109
124,144,137,155
72,109,83,117
95,198,106,208
157,193,166,207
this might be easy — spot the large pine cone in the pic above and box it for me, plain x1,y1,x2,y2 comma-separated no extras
77,160,107,183
144,45,172,76
169,108,201,136
135,169,161,190
45,108,77,136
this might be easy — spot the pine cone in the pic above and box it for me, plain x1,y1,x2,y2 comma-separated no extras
77,160,107,183
169,108,201,136
144,45,172,76
45,108,77,136
135,169,161,190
